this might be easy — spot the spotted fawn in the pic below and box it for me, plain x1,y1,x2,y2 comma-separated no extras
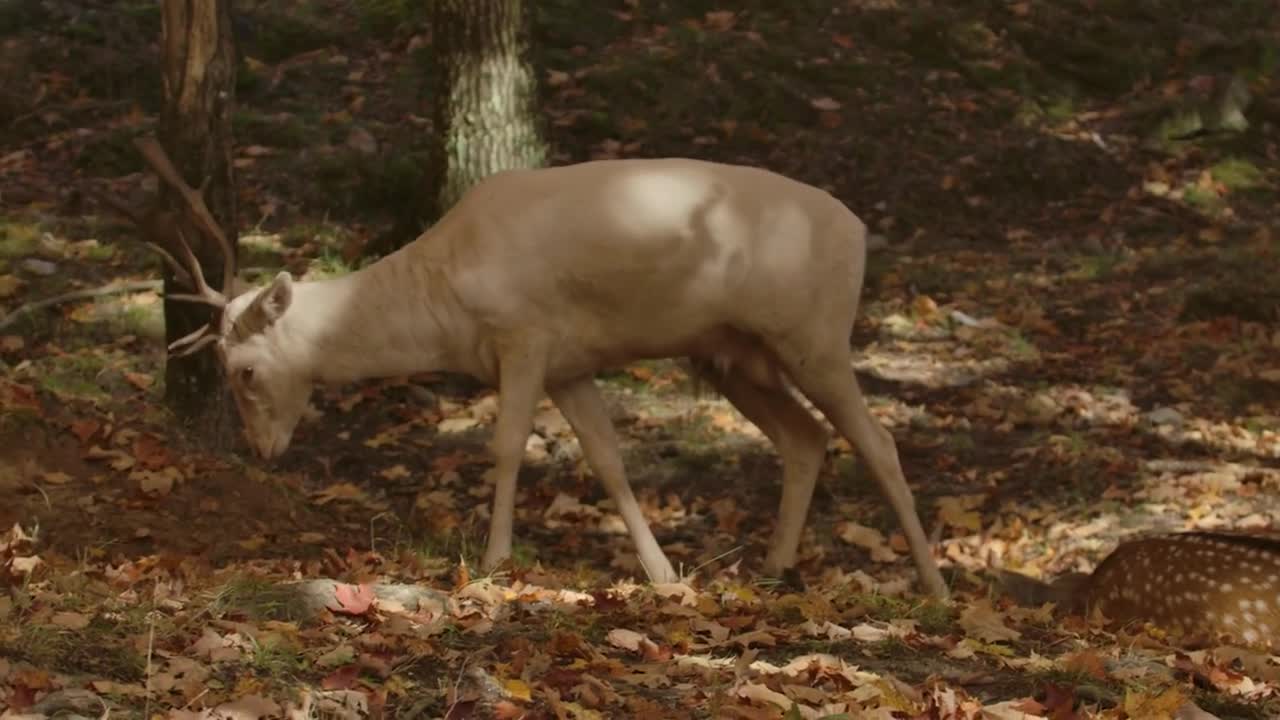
1000,530,1280,650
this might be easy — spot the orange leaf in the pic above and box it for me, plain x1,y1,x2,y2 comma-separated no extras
493,700,525,719
124,371,154,390
321,664,361,690
333,582,376,615
132,433,170,470
69,418,101,445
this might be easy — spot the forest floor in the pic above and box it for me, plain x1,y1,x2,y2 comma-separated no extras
1,0,1279,718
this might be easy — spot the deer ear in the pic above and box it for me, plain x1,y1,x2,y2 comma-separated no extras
259,271,293,325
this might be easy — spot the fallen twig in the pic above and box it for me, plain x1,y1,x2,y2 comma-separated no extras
0,280,162,331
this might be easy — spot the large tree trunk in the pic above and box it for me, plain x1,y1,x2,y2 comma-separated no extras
369,0,546,257
158,0,239,440
432,0,547,213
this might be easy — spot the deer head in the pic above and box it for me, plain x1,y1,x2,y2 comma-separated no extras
215,271,313,460
121,137,312,460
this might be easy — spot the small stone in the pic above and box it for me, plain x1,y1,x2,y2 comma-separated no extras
20,258,57,276
1146,407,1184,426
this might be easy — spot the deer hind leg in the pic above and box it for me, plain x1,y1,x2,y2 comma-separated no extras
779,344,949,599
694,358,828,577
480,342,548,574
549,377,679,583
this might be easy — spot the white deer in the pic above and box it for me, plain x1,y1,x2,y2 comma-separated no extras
129,138,948,599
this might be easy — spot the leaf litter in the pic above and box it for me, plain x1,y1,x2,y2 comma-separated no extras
3,0,1280,717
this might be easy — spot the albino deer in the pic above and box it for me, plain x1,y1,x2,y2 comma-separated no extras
127,138,948,599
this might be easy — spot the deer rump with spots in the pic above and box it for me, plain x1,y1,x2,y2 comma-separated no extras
130,147,947,599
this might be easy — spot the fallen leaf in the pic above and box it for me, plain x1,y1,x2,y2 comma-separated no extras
503,678,532,702
0,274,23,299
958,599,1022,643
836,522,901,562
313,482,368,505
123,371,154,390
379,464,411,480
40,471,72,485
607,628,651,653
317,645,358,672
437,417,481,434
321,664,360,690
333,583,376,615
68,418,100,445
50,611,90,629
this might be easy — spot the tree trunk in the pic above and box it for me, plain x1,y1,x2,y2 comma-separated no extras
433,0,547,213
158,0,239,441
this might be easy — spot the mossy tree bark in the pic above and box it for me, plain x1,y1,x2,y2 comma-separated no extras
157,0,239,441
432,0,547,214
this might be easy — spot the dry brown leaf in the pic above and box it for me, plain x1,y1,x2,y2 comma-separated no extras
958,598,1022,643
607,628,650,653
50,611,90,629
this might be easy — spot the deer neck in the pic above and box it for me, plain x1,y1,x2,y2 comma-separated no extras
276,249,462,385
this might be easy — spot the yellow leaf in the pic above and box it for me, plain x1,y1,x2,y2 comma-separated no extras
1123,687,1188,719
379,464,411,480
936,495,983,532
503,678,532,702
40,471,72,485
364,431,399,448
313,482,367,505
0,274,22,299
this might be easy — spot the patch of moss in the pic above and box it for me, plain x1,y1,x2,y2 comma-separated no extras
206,577,315,623
249,630,307,676
37,353,112,402
0,604,150,681
1071,252,1124,280
0,219,41,258
1210,157,1266,191
108,304,164,340
1192,691,1275,720
303,251,356,281
282,222,352,253
855,591,956,635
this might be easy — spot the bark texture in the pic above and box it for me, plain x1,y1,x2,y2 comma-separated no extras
430,0,548,215
157,0,238,438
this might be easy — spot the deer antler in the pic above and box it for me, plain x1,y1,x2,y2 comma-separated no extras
132,136,237,305
84,139,237,358
83,185,194,288
112,136,240,357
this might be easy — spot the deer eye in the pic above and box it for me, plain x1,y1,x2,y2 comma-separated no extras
239,366,255,385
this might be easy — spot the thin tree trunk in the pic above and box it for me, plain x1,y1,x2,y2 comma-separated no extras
158,0,239,441
432,0,547,213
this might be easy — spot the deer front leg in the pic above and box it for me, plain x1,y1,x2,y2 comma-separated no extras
480,344,547,574
549,377,680,584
